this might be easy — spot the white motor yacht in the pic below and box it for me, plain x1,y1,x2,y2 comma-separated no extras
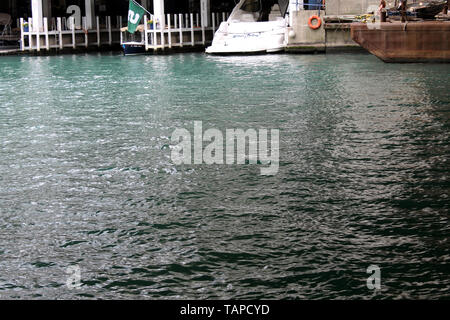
206,0,289,54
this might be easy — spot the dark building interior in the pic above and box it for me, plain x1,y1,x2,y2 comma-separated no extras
0,0,237,22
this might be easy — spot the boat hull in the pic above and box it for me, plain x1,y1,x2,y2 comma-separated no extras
206,46,284,55
206,21,286,55
122,43,146,56
351,22,450,63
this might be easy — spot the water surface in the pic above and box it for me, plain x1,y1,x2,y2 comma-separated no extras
0,53,449,299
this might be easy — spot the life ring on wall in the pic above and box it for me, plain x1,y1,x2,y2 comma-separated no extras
308,15,322,30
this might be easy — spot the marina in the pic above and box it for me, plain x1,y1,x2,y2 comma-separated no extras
1,1,449,60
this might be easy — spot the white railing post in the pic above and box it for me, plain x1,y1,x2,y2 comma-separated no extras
160,16,165,48
190,13,194,46
28,18,33,50
71,16,75,49
57,17,63,49
83,16,88,48
36,18,41,52
174,14,178,29
179,14,183,47
96,16,100,47
108,16,112,45
119,16,123,45
212,13,215,37
167,14,172,48
20,18,25,51
153,15,157,49
201,11,205,45
44,17,49,51
144,15,149,51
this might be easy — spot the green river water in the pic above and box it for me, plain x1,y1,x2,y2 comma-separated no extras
0,53,449,299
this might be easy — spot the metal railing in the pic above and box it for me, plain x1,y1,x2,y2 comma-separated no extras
291,1,325,11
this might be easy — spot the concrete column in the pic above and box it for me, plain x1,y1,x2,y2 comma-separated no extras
200,0,211,27
153,0,165,28
85,0,95,29
43,0,51,20
32,0,43,31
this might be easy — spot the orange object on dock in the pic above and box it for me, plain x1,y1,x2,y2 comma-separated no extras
308,15,322,30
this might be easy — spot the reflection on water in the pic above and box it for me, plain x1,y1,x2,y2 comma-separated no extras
0,53,449,299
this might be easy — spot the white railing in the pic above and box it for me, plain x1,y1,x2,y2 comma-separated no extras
19,15,123,52
120,12,230,51
19,11,231,52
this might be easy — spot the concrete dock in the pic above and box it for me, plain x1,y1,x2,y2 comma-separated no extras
285,0,380,53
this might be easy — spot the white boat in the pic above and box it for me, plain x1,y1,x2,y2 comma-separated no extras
206,0,289,55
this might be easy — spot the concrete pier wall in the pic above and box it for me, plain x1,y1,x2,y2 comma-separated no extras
286,10,326,53
325,23,362,51
286,0,381,53
326,0,380,15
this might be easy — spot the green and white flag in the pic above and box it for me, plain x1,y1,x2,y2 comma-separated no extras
127,0,145,33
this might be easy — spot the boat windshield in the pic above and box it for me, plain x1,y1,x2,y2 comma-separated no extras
228,0,286,23
240,0,261,13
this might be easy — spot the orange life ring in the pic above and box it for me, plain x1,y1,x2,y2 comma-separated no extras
308,15,321,30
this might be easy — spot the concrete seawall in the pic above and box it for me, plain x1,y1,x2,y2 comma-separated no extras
286,0,379,53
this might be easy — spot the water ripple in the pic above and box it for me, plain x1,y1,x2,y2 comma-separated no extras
0,53,449,299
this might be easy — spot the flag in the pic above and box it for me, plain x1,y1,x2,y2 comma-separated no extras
127,0,145,33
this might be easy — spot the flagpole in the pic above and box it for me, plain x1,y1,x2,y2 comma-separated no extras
131,0,153,16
